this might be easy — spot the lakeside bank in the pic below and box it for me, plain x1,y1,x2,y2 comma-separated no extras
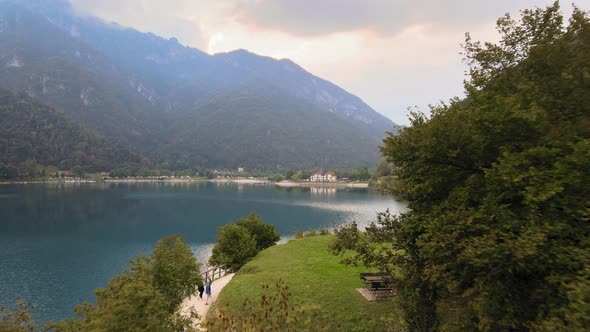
203,235,403,331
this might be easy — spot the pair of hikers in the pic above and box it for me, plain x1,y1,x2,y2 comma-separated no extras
198,280,212,304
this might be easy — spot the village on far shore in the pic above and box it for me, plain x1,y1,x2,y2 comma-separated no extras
1,166,372,188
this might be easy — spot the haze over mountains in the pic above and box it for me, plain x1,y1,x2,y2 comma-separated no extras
0,0,397,171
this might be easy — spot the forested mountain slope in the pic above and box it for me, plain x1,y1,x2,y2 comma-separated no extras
0,90,140,178
154,82,382,169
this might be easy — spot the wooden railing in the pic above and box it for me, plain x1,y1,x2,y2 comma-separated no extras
201,266,231,283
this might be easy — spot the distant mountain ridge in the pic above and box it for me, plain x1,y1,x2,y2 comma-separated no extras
0,0,398,170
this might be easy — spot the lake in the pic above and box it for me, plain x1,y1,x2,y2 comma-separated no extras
0,182,406,323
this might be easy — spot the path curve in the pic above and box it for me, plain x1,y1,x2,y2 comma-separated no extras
181,273,235,329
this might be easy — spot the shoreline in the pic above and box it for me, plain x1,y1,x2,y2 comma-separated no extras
0,178,369,188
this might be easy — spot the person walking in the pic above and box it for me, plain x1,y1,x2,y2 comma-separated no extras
205,280,212,305
198,283,205,300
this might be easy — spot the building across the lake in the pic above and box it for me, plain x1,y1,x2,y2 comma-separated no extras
309,172,337,182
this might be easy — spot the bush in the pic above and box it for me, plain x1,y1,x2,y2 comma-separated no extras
209,224,258,271
235,213,280,251
0,301,36,332
209,214,280,271
205,279,299,331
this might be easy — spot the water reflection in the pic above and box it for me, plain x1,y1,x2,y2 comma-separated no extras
310,187,337,196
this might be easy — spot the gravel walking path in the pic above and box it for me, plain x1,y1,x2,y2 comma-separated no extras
180,273,235,329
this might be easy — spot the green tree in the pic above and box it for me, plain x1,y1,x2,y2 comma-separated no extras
0,163,18,180
209,224,258,271
285,170,295,180
368,160,398,192
70,165,84,177
18,159,41,178
151,235,202,312
353,165,370,180
235,213,280,251
47,236,201,331
0,301,36,332
270,174,285,182
335,3,590,331
290,171,302,182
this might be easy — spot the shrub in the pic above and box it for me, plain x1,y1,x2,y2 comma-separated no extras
210,214,281,271
0,301,36,332
235,213,280,251
205,279,300,331
209,224,258,271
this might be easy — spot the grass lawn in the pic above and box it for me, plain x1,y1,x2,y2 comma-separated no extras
206,235,405,331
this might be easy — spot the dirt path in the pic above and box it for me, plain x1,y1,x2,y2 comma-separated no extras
181,273,235,329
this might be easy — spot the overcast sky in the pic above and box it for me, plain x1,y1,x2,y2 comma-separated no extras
70,0,589,125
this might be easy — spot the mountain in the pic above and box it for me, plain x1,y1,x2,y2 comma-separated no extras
154,82,383,169
0,0,167,149
0,90,141,178
0,0,398,170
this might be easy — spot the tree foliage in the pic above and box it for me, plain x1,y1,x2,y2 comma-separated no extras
47,236,201,331
0,91,141,179
235,213,281,251
209,224,258,271
150,235,202,312
0,301,36,332
336,3,590,331
368,159,398,192
209,214,280,271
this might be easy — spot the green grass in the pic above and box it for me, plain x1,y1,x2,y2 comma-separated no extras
207,235,405,331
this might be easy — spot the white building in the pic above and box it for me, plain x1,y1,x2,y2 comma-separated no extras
309,172,337,182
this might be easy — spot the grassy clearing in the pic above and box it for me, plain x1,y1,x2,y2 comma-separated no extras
206,235,405,331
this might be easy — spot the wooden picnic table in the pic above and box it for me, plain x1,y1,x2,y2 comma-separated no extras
360,273,393,291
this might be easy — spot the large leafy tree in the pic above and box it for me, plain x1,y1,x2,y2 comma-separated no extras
209,224,258,271
210,214,280,271
151,235,202,312
335,2,589,331
47,236,201,331
235,213,280,251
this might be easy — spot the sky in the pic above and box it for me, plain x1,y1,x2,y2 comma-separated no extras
69,0,589,125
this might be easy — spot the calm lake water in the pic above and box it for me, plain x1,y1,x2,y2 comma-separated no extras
0,182,406,323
